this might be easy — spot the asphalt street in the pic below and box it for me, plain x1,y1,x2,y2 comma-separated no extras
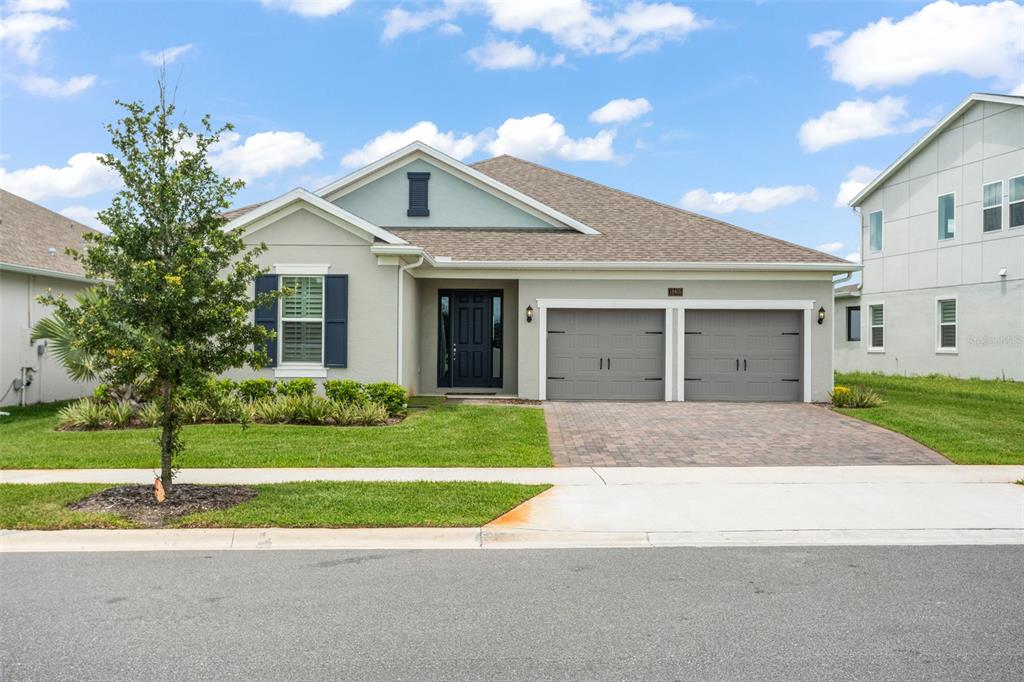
2,546,1022,681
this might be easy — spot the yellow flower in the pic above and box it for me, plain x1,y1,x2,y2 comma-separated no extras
832,386,850,395
164,274,182,286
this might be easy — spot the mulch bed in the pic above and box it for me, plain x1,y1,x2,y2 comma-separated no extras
67,484,257,528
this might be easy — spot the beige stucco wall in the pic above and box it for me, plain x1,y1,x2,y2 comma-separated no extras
833,296,862,374
0,269,97,406
850,99,1024,379
513,275,836,402
228,206,402,387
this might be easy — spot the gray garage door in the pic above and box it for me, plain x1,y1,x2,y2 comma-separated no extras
684,309,802,401
547,309,665,400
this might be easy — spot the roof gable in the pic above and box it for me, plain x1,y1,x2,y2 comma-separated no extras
0,189,96,279
315,141,599,235
849,93,1023,207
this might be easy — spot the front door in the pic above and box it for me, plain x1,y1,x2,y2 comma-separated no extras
439,290,503,389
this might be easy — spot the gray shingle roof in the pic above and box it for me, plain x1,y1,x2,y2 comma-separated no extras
0,189,96,277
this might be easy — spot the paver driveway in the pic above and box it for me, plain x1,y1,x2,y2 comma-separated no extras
543,401,949,467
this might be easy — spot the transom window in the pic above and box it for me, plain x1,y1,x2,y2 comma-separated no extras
983,181,1003,232
1010,175,1024,229
869,304,884,350
868,210,883,252
937,298,957,352
280,275,324,364
846,306,861,342
937,193,955,240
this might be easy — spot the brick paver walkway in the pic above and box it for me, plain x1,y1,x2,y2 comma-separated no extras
544,401,949,467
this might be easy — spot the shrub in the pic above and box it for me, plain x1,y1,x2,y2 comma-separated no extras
177,398,212,424
57,399,108,430
105,401,135,428
211,395,245,423
92,383,115,404
276,395,334,425
830,384,884,408
323,379,366,405
276,378,316,397
252,397,289,423
137,401,161,428
334,401,389,426
364,381,408,415
237,378,275,402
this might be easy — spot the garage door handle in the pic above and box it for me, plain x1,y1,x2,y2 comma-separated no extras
600,358,603,370
736,358,739,371
743,359,747,371
607,358,611,369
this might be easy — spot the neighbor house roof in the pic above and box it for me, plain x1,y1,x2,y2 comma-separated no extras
387,155,851,266
834,283,861,298
848,93,1024,208
0,189,96,280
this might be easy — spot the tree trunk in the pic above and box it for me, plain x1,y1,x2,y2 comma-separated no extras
159,379,176,495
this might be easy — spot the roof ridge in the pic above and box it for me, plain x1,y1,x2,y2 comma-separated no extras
472,155,847,264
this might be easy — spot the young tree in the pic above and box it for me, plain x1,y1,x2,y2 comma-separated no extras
40,80,276,496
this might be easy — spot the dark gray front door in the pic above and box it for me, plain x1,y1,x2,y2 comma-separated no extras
451,291,491,388
684,309,802,401
546,309,665,400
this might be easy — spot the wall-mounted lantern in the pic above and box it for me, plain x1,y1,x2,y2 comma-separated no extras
817,306,826,325
526,305,534,323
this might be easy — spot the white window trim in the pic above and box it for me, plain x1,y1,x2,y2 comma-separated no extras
937,192,956,241
867,302,885,353
536,298,816,403
276,273,327,376
868,210,883,253
982,180,1004,233
273,263,330,276
935,295,958,354
1009,174,1024,230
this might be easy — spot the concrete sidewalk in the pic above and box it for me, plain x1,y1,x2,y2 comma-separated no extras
2,465,1022,552
4,464,1024,485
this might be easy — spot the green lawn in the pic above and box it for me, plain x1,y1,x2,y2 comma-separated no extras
835,372,1024,465
0,481,550,530
0,400,552,469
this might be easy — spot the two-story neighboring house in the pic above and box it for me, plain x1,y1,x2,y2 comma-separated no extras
836,93,1023,381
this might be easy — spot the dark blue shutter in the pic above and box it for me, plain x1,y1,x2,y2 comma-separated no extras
407,172,430,216
324,274,348,367
254,275,278,367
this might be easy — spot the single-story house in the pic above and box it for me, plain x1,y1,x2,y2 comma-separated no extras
224,142,857,402
0,189,99,406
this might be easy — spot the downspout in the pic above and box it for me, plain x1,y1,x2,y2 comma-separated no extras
832,271,853,286
396,255,425,385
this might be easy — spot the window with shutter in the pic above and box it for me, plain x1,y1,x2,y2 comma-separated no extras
280,275,324,364
937,299,957,351
869,304,884,350
407,172,430,217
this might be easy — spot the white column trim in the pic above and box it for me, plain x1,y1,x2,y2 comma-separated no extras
803,309,812,403
677,308,686,402
664,308,674,401
538,306,548,401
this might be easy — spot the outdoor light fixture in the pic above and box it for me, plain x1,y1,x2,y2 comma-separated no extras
817,306,826,325
526,305,534,323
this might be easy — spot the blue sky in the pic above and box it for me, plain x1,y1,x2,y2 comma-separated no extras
2,0,1022,264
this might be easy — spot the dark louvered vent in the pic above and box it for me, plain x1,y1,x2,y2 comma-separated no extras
407,172,430,217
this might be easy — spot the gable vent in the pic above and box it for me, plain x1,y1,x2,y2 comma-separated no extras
407,172,430,217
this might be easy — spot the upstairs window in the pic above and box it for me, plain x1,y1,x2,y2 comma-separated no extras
868,210,883,252
407,172,430,217
937,193,955,240
869,304,884,351
937,298,957,352
1011,175,1024,229
281,276,324,364
983,181,1003,232
846,306,861,342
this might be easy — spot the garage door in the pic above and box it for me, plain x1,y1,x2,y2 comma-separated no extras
547,309,665,400
684,310,802,401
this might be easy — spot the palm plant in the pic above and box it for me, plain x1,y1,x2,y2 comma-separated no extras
31,287,103,382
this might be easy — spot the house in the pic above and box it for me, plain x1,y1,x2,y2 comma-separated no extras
839,93,1024,380
225,142,854,402
0,190,99,406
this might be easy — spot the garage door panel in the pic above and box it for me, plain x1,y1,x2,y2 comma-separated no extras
547,309,664,401
684,309,802,402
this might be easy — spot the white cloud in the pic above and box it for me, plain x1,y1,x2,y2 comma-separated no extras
209,131,323,182
0,152,119,201
679,185,817,214
7,1,68,10
834,165,881,206
341,121,485,167
438,22,462,36
383,1,708,56
486,113,616,161
15,73,95,97
807,29,842,48
816,241,844,253
0,6,70,63
589,97,652,124
1010,81,1024,96
59,205,104,231
813,1,1024,89
467,40,542,70
845,251,861,264
799,96,934,153
140,43,193,66
260,0,353,18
